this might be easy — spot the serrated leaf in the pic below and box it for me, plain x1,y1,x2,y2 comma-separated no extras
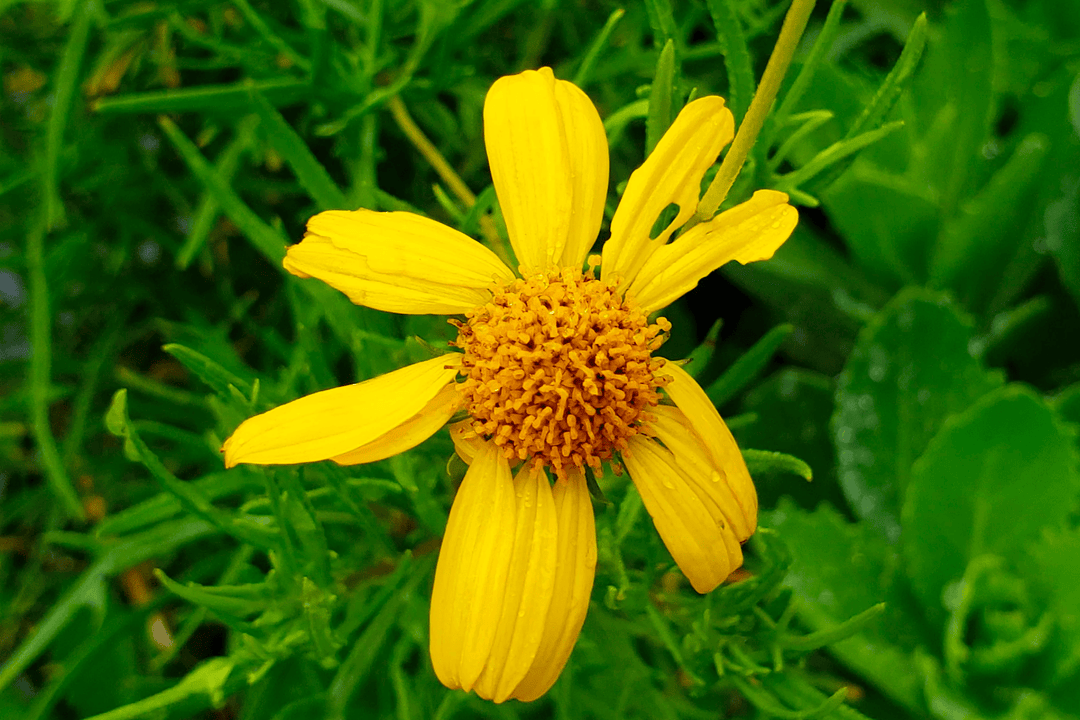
833,288,1003,541
902,386,1080,627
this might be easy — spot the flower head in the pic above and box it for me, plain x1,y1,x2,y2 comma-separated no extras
223,67,797,703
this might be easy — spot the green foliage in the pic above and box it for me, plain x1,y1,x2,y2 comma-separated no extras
3,0,1080,718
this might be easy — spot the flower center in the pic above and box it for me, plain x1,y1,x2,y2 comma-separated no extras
453,267,670,478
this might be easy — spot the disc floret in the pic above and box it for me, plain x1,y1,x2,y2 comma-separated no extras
454,267,670,478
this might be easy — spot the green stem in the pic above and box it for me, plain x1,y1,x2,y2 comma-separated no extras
27,216,85,521
690,0,816,227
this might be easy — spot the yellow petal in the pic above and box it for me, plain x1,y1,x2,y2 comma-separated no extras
473,465,559,702
447,418,484,465
430,441,516,690
628,190,798,314
511,467,596,701
222,354,460,467
624,434,740,594
330,383,461,465
649,405,753,545
601,96,735,288
660,362,757,527
484,67,609,275
284,210,515,315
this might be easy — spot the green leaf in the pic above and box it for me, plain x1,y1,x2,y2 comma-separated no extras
94,472,258,538
43,0,92,228
728,674,848,720
777,120,905,196
1029,529,1080,694
833,288,1003,541
930,133,1050,310
765,501,923,712
163,343,255,400
82,658,240,720
0,517,217,695
248,87,348,211
572,9,626,88
155,569,271,618
176,121,255,270
642,0,677,46
705,0,753,125
735,368,844,510
106,390,278,549
902,386,1080,625
705,324,793,408
743,449,813,482
645,39,677,156
93,78,309,114
911,0,994,217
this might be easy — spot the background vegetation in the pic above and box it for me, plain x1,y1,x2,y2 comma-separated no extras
2,0,1079,718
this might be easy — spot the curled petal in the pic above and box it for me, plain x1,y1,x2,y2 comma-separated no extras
485,67,609,274
601,96,735,288
448,419,484,465
660,362,758,527
624,434,743,593
510,467,596,701
284,210,515,315
331,384,462,465
648,405,753,543
222,354,460,467
628,190,798,314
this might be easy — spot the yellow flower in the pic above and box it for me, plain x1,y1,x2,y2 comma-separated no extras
223,67,797,703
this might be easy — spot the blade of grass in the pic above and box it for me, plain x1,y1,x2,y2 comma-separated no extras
106,390,279,549
705,324,794,407
176,118,256,270
646,39,677,156
572,9,625,87
249,86,347,210
772,0,848,126
44,0,92,229
776,120,904,194
0,516,218,693
706,0,755,126
93,78,308,114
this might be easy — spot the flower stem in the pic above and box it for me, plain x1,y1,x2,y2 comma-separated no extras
690,0,816,227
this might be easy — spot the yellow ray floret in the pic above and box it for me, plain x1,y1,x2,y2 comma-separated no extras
484,67,609,274
222,354,460,467
285,211,515,315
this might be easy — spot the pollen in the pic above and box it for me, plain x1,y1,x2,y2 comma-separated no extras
453,267,671,478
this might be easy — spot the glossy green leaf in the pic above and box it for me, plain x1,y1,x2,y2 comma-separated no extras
834,288,1003,541
902,386,1080,625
